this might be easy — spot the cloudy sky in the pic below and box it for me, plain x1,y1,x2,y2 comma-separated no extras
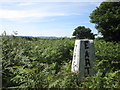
0,0,104,37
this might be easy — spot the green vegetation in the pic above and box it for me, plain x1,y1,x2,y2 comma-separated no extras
1,36,120,89
1,1,120,89
72,26,95,39
90,1,120,42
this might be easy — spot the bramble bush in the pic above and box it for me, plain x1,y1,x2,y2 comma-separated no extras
1,36,120,88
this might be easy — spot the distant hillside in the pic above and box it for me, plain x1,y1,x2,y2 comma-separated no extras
1,35,70,39
17,36,60,39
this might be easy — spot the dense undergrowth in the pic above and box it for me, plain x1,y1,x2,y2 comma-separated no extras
1,36,120,88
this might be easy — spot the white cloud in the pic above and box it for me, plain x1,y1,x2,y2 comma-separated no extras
0,0,106,2
0,2,99,23
0,2,97,21
17,2,37,6
0,9,71,20
89,2,101,7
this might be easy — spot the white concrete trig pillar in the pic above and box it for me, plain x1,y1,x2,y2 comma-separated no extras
71,40,95,77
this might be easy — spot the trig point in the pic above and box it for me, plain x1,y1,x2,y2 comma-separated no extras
71,40,95,77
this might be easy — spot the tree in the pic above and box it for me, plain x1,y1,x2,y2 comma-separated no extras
90,1,120,42
72,26,95,39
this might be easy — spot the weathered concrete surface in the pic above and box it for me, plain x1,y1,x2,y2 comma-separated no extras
71,40,95,77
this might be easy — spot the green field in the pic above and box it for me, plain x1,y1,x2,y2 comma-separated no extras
1,36,120,88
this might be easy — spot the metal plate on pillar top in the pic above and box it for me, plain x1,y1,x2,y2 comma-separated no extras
71,40,95,77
